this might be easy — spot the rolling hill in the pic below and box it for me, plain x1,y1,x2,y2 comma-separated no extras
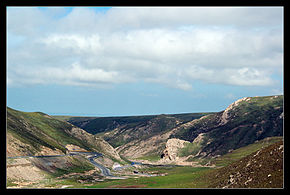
169,95,283,158
55,112,212,138
7,107,122,160
63,95,283,164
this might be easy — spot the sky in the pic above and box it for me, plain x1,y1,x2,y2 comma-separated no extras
7,6,283,116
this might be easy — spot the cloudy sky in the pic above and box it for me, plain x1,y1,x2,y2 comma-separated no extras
7,6,283,116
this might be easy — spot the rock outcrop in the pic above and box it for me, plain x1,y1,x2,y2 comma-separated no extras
220,97,251,125
160,138,190,162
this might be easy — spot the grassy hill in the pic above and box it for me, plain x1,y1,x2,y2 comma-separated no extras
60,95,283,162
170,95,283,157
7,107,124,160
7,107,87,155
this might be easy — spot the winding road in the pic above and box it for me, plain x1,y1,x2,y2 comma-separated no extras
87,155,113,176
52,151,115,177
7,151,119,177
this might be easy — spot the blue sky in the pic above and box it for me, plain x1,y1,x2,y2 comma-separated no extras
7,7,283,116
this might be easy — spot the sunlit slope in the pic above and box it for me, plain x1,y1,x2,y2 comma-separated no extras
7,107,120,159
170,95,283,157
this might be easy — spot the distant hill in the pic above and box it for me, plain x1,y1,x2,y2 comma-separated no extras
57,112,212,137
58,112,212,159
65,95,283,163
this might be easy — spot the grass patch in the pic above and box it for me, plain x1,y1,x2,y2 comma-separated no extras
7,107,96,154
51,157,95,177
135,154,161,162
6,179,19,187
179,142,203,157
178,134,210,157
85,166,212,188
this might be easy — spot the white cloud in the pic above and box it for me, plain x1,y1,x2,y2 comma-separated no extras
225,68,274,86
41,34,102,53
9,62,135,87
185,66,273,86
7,7,283,90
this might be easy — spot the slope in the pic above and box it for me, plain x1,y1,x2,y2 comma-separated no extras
7,107,127,187
169,95,283,158
205,140,283,188
7,107,90,156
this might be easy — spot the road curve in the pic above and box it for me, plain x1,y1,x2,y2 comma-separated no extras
7,151,122,178
87,155,113,176
66,152,114,177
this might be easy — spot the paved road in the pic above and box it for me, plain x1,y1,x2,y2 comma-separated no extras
113,161,142,171
8,151,163,179
87,155,113,176
68,152,113,176
7,151,121,177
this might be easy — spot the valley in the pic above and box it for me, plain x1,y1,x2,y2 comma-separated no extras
6,95,284,188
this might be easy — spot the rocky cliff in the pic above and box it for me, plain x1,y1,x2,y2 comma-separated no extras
159,138,190,164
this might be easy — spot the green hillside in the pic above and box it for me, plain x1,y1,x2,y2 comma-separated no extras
62,95,283,161
170,95,283,157
7,107,100,155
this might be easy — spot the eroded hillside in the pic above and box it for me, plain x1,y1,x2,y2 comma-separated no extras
169,95,283,158
67,95,283,165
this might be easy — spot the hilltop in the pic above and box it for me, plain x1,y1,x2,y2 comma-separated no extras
168,95,283,159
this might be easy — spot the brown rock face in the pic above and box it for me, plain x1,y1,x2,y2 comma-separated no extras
160,138,190,162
